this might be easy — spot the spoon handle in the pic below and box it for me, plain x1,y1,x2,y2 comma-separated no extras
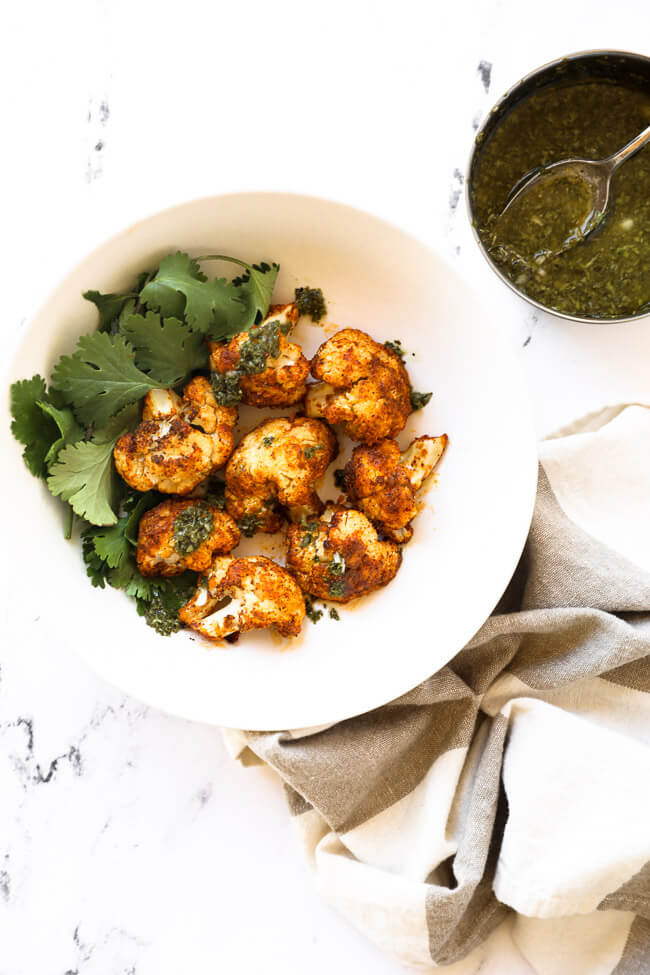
607,123,650,171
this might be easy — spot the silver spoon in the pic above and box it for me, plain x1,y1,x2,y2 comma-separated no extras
499,122,650,240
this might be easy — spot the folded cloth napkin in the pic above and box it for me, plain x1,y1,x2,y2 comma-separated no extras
225,403,650,974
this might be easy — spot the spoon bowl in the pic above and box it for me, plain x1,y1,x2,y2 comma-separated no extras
501,159,609,229
497,124,650,259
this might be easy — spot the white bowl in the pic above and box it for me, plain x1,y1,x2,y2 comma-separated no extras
2,193,537,730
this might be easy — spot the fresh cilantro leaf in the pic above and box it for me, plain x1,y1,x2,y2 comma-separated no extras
233,262,280,326
91,515,131,568
141,252,241,334
82,531,111,587
83,290,133,332
141,252,279,339
51,332,165,426
10,376,61,477
37,399,84,467
113,560,159,600
10,377,83,477
47,403,140,525
124,491,162,546
48,439,118,526
120,311,209,385
83,271,152,333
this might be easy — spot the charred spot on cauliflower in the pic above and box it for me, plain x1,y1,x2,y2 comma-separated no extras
305,329,412,442
286,504,402,602
225,416,338,534
343,435,448,543
209,303,310,408
113,378,237,495
179,555,305,642
136,497,240,577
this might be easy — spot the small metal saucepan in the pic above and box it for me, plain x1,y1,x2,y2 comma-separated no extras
465,49,650,324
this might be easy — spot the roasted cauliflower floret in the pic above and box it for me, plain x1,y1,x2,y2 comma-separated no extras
209,304,310,408
286,504,402,602
343,435,448,543
136,498,240,577
179,555,305,641
114,378,237,495
305,329,412,442
225,416,337,534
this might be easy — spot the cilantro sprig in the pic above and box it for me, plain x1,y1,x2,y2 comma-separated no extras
141,253,278,338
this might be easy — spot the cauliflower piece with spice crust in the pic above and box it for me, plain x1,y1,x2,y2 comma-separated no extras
343,435,448,543
305,329,412,442
225,416,337,534
286,504,402,602
209,304,310,408
179,555,305,641
136,498,240,577
114,378,237,495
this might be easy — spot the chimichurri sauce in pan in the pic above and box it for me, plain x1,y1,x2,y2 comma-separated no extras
471,80,650,319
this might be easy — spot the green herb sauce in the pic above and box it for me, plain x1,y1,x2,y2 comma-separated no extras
303,444,323,459
238,513,263,537
239,319,291,375
471,80,650,319
384,339,406,360
211,370,243,406
206,480,226,510
328,551,346,598
173,502,214,555
137,575,196,636
493,169,598,263
140,592,183,635
304,595,324,623
211,318,292,405
295,286,327,321
410,388,432,412
328,578,345,599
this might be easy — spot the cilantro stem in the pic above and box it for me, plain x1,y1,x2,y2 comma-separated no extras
64,504,74,540
194,254,249,269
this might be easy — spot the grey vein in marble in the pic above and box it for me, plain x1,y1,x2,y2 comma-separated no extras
477,59,493,92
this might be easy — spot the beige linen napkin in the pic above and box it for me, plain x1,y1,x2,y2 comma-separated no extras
225,403,650,974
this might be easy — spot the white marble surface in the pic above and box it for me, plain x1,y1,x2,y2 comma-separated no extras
2,2,649,973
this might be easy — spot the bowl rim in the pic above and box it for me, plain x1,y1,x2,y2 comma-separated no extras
465,48,650,326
